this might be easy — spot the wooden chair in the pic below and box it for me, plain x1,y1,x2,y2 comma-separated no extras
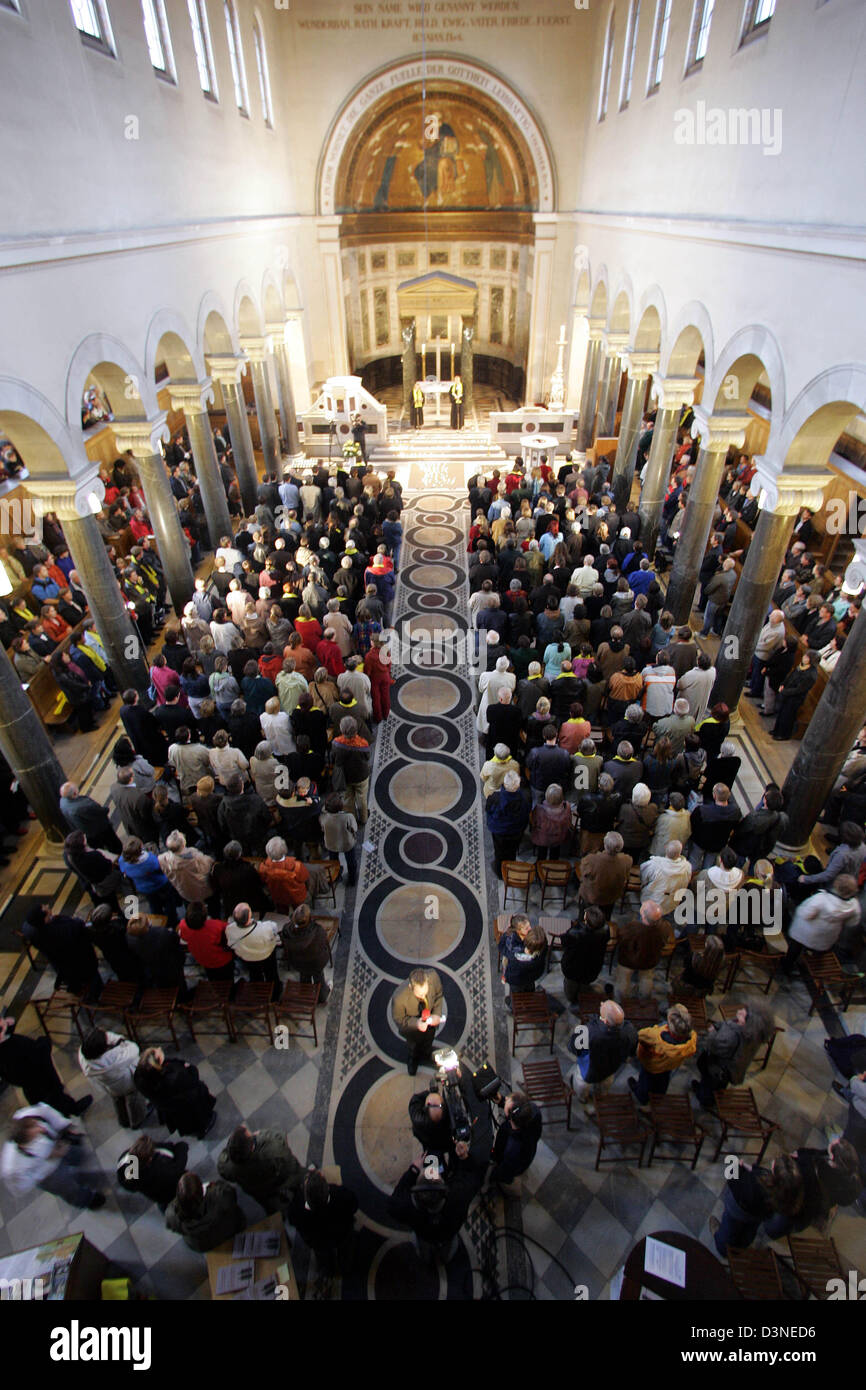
646,1094,706,1169
511,990,556,1055
729,949,785,996
125,988,180,1049
621,998,659,1027
179,981,233,1042
718,1003,784,1071
81,981,138,1031
669,991,708,1034
315,914,341,967
273,982,321,1046
30,989,86,1044
712,1087,777,1164
227,981,275,1044
616,866,642,913
539,914,570,968
522,1058,573,1130
308,860,341,909
787,1234,844,1300
537,860,571,910
502,861,536,910
577,992,602,1021
727,1247,785,1300
803,951,865,1015
494,912,513,944
593,1094,650,1169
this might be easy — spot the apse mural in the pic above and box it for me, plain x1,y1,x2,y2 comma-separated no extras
336,84,539,214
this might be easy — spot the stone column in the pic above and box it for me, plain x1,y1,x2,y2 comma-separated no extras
30,471,150,693
169,380,233,549
401,319,416,419
610,352,657,511
266,322,301,458
525,214,558,405
461,321,475,415
316,216,349,377
665,408,751,624
0,641,70,842
780,542,866,848
207,355,259,515
637,377,700,557
112,414,195,614
710,466,827,713
240,337,280,476
574,321,605,457
595,334,628,440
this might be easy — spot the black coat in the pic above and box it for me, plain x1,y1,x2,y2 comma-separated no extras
0,1032,66,1105
22,913,99,993
490,1105,543,1182
561,923,609,985
134,1058,215,1137
288,1183,358,1251
117,1140,188,1209
126,925,186,988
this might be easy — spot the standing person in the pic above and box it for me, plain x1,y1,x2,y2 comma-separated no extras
392,968,445,1075
498,918,547,1008
133,1047,216,1139
78,1028,147,1128
412,380,425,428
166,1172,245,1253
529,784,574,860
21,905,100,997
320,793,359,886
363,635,395,724
331,717,372,826
116,1135,188,1211
257,837,310,910
772,649,819,741
282,905,331,1002
560,906,610,1003
58,782,122,854
489,1093,542,1188
1,1104,105,1210
629,1004,697,1104
450,375,464,430
217,1124,304,1214
287,1168,359,1273
0,1015,92,1117
567,999,637,1103
709,1156,804,1258
485,769,530,877
225,903,282,990
781,875,861,974
158,831,215,906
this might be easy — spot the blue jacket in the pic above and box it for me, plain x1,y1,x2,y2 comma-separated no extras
498,933,547,991
486,788,530,837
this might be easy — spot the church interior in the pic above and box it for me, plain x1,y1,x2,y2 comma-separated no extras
0,0,864,1315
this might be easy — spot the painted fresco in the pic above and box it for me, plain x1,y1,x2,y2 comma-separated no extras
337,84,538,214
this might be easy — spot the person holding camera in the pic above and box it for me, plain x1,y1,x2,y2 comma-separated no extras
391,968,445,1075
388,1144,481,1264
489,1093,542,1188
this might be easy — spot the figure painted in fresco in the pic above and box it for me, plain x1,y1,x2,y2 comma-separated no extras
413,123,460,206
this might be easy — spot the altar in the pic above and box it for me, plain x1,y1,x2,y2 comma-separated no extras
418,378,454,424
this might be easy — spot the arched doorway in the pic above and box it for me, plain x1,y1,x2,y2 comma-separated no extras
317,55,556,411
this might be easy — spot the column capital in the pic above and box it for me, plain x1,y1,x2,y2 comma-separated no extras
168,379,214,416
587,317,607,343
111,413,170,458
265,321,290,346
651,376,700,411
690,406,753,452
623,351,659,380
239,336,271,365
206,354,248,388
28,466,105,521
602,332,630,358
750,460,827,516
842,538,866,595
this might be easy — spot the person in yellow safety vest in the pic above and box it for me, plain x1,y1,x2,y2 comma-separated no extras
450,375,464,430
412,381,424,429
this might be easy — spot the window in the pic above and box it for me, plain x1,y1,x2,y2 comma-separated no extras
187,0,217,98
686,0,715,71
646,0,671,93
69,0,115,53
619,0,640,109
598,10,615,121
252,15,273,127
224,1,248,114
141,0,175,80
741,0,775,41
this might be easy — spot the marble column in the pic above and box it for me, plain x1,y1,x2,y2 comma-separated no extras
461,321,475,415
30,471,150,693
595,334,628,440
316,216,350,377
665,409,751,624
637,377,699,557
610,353,657,512
525,214,557,406
0,640,69,842
169,380,233,549
112,414,195,614
401,320,416,419
207,356,259,515
710,467,826,713
266,323,301,458
780,542,866,848
574,324,605,456
240,337,280,476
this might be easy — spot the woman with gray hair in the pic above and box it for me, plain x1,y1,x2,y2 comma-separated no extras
157,832,215,905
529,783,574,860
702,739,742,799
616,782,661,862
250,742,281,807
485,767,530,876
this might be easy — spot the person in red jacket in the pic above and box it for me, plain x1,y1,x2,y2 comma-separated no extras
258,644,283,685
364,634,395,723
178,902,234,982
316,631,346,679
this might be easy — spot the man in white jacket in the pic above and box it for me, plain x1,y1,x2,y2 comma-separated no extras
782,875,861,974
79,1029,146,1128
1,1103,104,1208
640,841,692,915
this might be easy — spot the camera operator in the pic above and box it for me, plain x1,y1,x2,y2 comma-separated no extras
489,1092,543,1190
409,1087,456,1157
388,1144,483,1265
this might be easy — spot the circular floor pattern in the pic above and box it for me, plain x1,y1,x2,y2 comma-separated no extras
402,613,458,637
407,725,447,751
376,880,464,958
416,547,450,562
389,761,462,816
369,1241,444,1302
405,563,460,589
356,1071,423,1190
416,592,449,610
411,524,463,545
398,675,460,715
401,829,446,866
415,496,454,510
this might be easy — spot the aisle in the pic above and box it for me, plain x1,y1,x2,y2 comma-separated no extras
306,488,510,1299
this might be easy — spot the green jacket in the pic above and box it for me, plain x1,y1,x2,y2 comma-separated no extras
217,1128,304,1212
165,1178,245,1253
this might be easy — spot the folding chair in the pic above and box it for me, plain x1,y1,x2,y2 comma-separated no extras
718,1002,784,1071
125,988,180,1049
307,860,341,909
273,982,321,1047
31,990,86,1045
179,981,233,1043
522,1058,573,1130
511,990,556,1055
646,1094,706,1169
537,860,572,911
227,981,276,1044
727,1247,785,1299
787,1234,844,1300
593,1095,650,1169
712,1087,777,1164
502,861,536,910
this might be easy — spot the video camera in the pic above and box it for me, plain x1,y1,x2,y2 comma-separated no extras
432,1047,474,1146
